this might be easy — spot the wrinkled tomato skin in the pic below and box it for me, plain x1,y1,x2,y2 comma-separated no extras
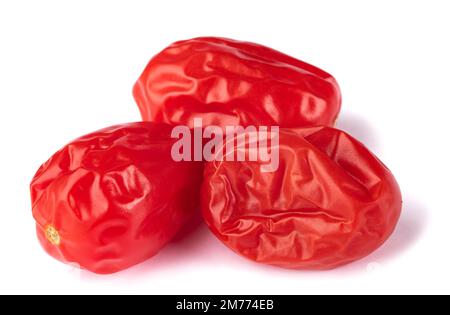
30,122,203,274
133,37,341,128
201,126,402,269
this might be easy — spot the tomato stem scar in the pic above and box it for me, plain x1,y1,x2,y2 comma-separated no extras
45,225,61,246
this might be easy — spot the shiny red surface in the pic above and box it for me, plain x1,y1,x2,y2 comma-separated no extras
134,37,341,128
201,126,402,269
30,122,203,274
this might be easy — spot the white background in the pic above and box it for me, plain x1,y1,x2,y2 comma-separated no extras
0,0,449,295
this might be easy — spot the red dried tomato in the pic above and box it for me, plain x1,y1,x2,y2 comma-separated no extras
30,122,202,274
201,126,402,269
133,37,341,128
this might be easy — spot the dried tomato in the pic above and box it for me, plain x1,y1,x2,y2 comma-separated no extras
201,126,402,269
30,122,203,274
133,37,341,128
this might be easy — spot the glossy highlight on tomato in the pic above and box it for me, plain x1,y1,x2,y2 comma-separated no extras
30,122,203,274
133,37,341,128
201,126,402,269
